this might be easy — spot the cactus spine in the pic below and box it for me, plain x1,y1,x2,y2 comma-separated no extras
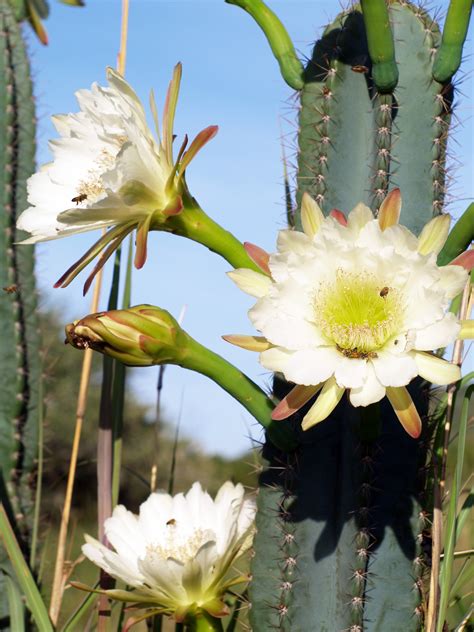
248,2,458,630
0,0,41,624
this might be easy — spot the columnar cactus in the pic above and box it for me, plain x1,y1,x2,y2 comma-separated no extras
229,1,466,630
0,0,41,623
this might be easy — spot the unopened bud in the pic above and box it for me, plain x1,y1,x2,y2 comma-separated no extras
65,304,189,366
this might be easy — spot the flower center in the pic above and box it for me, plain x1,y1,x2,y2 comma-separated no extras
146,523,215,564
75,141,127,202
314,270,403,355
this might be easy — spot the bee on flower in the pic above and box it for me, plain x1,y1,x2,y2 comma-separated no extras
78,482,255,627
17,64,217,295
225,189,473,438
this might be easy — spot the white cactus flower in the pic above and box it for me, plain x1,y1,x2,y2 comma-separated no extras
17,64,217,294
81,482,255,622
227,190,473,438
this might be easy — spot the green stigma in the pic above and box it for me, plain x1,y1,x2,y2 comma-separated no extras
314,270,403,355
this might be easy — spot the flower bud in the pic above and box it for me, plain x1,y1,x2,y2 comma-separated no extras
65,304,189,366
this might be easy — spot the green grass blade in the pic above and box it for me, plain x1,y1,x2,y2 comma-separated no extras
450,555,473,602
4,573,25,632
437,384,473,632
0,505,53,631
455,487,473,544
29,376,43,570
61,583,99,632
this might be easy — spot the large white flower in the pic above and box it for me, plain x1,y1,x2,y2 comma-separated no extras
81,482,255,622
226,190,473,438
17,64,217,294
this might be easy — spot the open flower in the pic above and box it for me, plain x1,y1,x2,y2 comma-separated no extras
17,64,217,294
226,190,473,438
80,482,255,623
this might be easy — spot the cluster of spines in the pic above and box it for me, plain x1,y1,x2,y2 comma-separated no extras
249,452,298,631
372,93,393,213
349,442,374,632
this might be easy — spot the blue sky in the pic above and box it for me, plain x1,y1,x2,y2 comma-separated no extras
27,1,472,457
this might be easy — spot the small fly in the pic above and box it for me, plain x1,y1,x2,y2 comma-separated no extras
351,65,369,74
3,285,18,294
71,194,88,205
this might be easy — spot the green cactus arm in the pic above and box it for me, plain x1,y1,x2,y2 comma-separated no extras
179,336,296,451
360,0,399,92
225,0,304,89
433,0,472,82
162,200,261,272
437,203,474,266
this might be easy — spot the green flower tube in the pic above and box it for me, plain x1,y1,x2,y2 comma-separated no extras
226,0,304,89
360,0,399,92
65,305,296,451
433,0,472,82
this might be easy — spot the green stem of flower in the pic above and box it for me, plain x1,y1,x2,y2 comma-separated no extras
187,613,224,632
179,336,296,452
163,201,261,272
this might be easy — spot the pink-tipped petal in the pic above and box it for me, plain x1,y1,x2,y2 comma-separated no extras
162,195,184,218
222,334,271,352
418,213,451,256
378,188,401,230
459,320,473,339
162,63,182,163
134,214,153,269
54,222,135,289
244,242,271,276
386,386,422,439
272,383,322,421
302,377,345,430
82,226,134,296
449,249,474,271
178,125,218,179
330,209,348,226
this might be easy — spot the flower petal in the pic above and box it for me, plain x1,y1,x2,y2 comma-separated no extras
330,209,347,226
412,313,461,350
282,346,340,385
244,242,271,276
414,352,461,385
301,192,324,239
334,356,368,388
449,249,474,271
347,202,373,233
417,214,451,255
437,264,469,299
271,384,323,421
302,377,345,430
378,188,401,230
371,351,418,387
259,347,292,372
459,320,473,340
227,269,272,298
386,386,422,438
222,334,271,352
349,363,386,407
